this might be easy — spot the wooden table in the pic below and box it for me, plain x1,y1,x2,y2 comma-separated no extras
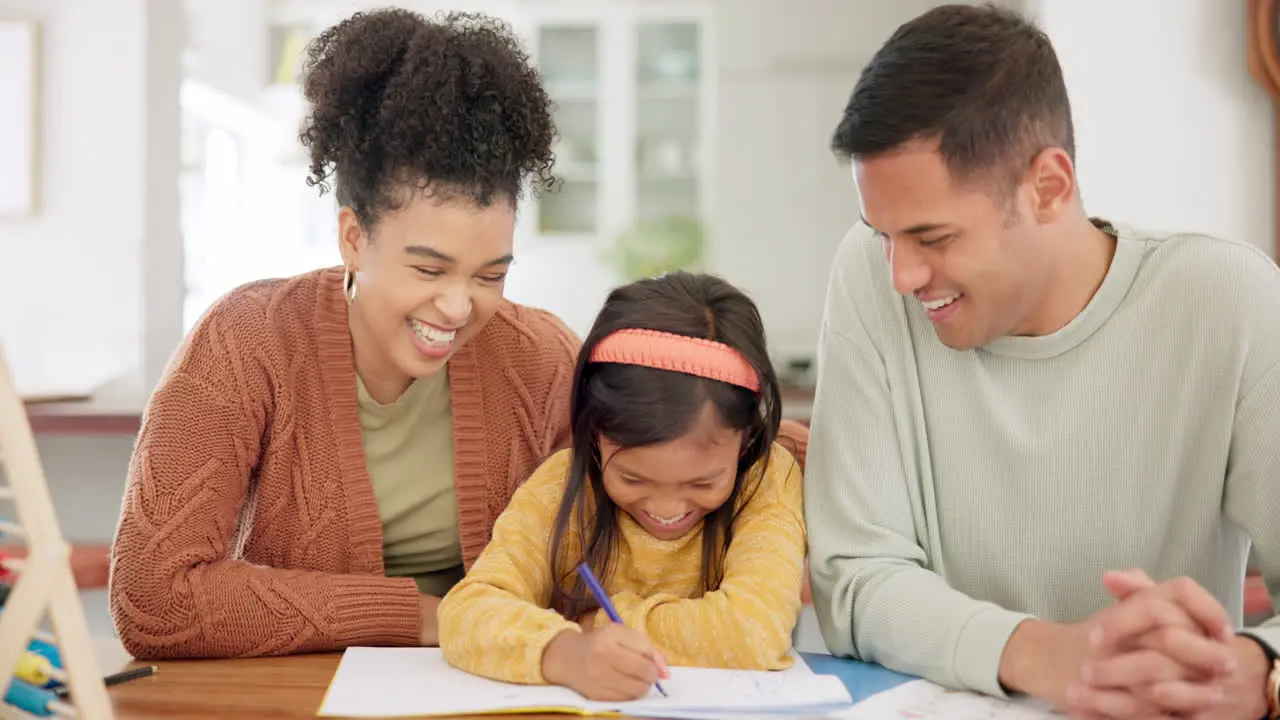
105,648,349,719
91,639,624,719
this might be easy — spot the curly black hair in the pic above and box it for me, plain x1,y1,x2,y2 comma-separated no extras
298,8,557,228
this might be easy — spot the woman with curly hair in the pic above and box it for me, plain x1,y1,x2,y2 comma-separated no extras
107,8,579,659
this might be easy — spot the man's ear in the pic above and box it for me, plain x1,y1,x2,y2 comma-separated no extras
1024,146,1077,224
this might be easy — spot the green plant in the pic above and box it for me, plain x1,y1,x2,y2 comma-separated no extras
605,214,705,281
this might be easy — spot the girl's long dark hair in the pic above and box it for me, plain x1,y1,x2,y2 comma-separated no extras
547,272,783,619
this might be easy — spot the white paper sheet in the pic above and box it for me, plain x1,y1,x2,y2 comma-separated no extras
318,647,850,718
831,679,1065,719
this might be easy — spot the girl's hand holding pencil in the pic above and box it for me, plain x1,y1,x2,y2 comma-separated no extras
541,623,670,701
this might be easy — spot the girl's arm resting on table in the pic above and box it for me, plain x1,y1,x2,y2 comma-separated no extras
108,309,423,660
608,451,806,670
438,456,580,685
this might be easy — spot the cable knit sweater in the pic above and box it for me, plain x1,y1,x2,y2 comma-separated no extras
108,267,579,660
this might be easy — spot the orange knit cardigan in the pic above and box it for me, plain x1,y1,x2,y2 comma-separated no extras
108,267,579,659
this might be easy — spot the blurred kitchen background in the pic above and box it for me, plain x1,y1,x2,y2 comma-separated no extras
0,0,1273,642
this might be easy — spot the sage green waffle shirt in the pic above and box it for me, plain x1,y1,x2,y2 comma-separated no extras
805,219,1280,697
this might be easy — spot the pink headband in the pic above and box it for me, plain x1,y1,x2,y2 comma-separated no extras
588,328,761,392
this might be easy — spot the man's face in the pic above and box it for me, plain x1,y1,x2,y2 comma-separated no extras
853,140,1047,350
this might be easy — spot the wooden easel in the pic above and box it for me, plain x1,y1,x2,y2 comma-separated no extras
0,345,113,719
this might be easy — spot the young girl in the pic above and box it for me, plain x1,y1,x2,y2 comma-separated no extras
437,271,807,701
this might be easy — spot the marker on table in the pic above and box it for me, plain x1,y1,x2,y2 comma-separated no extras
52,665,158,700
574,562,668,698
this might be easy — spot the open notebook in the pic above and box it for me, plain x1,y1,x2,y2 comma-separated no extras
318,647,854,718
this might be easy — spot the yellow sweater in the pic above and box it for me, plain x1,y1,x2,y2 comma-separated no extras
437,443,807,685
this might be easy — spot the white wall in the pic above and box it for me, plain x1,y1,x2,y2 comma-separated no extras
0,0,144,394
186,0,268,101
1031,0,1275,255
0,0,184,396
710,0,946,361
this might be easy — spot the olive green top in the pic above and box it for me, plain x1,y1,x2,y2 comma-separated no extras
357,370,464,597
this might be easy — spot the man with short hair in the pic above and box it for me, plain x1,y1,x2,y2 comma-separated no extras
804,4,1280,719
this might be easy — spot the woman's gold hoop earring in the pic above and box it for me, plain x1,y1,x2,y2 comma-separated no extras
343,266,358,304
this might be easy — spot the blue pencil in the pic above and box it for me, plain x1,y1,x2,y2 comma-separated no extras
575,562,668,697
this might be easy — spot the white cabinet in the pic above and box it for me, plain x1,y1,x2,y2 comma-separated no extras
506,4,714,335
523,7,711,246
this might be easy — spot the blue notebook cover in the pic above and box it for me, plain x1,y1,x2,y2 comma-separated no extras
799,652,916,703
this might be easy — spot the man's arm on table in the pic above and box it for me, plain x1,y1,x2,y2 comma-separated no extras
1225,356,1280,680
803,265,1033,699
